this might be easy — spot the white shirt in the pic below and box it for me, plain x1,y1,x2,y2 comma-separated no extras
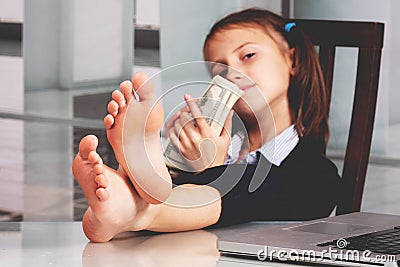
225,125,299,166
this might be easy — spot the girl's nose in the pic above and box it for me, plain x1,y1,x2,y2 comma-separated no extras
225,68,244,82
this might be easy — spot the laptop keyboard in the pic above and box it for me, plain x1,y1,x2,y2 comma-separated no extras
317,226,400,255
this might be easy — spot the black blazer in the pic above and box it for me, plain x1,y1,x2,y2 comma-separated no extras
173,136,340,227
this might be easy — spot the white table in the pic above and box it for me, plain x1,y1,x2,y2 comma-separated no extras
0,221,327,267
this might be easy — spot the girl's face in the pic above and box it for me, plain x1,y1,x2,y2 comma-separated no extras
205,26,295,121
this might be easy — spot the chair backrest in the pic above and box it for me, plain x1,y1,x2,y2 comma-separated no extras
294,19,385,215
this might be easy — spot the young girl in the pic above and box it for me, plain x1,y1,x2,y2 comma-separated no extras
167,8,329,174
72,8,340,242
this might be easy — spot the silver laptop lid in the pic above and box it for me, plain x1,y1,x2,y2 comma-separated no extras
218,212,400,266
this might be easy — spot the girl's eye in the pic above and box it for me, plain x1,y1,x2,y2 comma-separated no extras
243,53,255,60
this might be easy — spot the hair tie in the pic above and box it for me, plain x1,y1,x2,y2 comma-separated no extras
285,22,296,32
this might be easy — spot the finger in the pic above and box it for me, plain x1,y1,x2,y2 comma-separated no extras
165,110,182,138
173,120,182,136
180,122,202,150
184,94,208,130
179,112,206,147
179,112,197,133
169,127,177,142
174,120,190,142
169,132,183,153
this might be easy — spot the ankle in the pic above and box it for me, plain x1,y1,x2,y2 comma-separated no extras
130,203,162,232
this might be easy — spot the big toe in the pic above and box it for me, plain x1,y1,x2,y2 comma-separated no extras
132,72,157,101
79,135,99,160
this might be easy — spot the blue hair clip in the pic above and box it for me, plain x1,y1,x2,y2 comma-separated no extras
285,22,296,32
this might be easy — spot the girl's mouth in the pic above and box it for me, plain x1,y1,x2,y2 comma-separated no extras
240,85,255,92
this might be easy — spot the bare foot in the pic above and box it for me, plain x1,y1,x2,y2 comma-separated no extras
104,72,171,204
72,135,155,242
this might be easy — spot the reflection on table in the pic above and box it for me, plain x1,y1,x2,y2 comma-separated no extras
0,221,312,267
83,229,218,267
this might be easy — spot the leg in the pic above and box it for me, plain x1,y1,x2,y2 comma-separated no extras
104,72,171,204
72,135,155,242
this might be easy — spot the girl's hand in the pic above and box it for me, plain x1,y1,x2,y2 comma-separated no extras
165,107,185,139
169,94,233,172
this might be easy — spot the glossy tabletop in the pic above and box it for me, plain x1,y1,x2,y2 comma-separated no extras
0,221,315,267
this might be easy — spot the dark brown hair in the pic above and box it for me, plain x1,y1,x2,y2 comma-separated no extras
203,8,329,149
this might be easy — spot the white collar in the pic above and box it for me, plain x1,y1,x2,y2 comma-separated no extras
225,125,299,166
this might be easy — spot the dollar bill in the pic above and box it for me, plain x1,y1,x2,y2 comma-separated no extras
163,75,243,171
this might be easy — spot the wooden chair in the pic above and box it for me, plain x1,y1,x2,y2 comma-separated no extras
295,19,385,215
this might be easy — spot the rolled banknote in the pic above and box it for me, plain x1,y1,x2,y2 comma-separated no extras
163,75,243,171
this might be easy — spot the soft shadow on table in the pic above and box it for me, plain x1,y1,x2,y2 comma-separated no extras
82,230,219,267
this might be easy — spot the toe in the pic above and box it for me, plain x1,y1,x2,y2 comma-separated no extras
120,80,134,103
95,187,110,201
88,150,103,165
132,72,156,101
104,114,115,129
93,162,104,175
112,90,126,108
79,135,99,160
107,100,119,117
95,174,108,188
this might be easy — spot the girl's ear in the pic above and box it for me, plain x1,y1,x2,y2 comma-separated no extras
288,48,296,75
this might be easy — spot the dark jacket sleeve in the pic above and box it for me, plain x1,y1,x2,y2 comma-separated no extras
173,138,340,228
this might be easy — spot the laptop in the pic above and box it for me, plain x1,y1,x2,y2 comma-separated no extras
218,212,400,266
